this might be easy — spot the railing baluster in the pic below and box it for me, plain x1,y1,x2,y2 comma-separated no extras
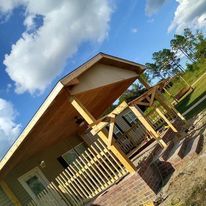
27,139,128,206
56,175,81,205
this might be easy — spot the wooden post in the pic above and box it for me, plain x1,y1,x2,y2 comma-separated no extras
0,181,21,206
163,88,179,104
138,75,187,124
155,107,178,133
138,75,150,89
129,105,167,148
69,96,136,173
155,92,187,123
179,75,190,87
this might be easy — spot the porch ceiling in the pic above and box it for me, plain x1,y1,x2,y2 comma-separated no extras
0,77,137,177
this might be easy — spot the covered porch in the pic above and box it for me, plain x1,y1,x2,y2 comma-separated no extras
25,81,186,205
0,53,186,206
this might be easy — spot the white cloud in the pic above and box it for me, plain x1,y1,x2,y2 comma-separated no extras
145,0,166,16
169,0,206,32
1,0,112,94
0,98,21,158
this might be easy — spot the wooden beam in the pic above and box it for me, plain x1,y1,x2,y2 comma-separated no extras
172,107,187,123
129,105,167,148
69,96,136,173
179,75,190,87
67,78,80,87
150,87,156,106
163,88,179,104
90,101,128,136
136,101,150,107
138,75,186,124
155,107,178,133
138,75,150,89
155,92,187,123
0,181,21,206
108,114,115,147
0,82,64,173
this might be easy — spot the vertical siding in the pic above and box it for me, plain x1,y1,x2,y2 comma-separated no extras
4,135,83,206
0,186,14,206
115,109,131,132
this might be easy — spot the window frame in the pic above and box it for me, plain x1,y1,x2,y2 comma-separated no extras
60,142,87,167
123,110,138,126
18,167,49,200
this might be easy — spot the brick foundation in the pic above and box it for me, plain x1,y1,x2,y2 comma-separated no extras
91,163,161,206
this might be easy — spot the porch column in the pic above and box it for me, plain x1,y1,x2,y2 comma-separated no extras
129,105,167,148
155,92,187,123
138,76,186,123
155,107,178,133
0,181,21,206
69,96,136,173
163,87,179,104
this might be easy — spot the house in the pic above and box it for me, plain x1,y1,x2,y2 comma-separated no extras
0,53,185,206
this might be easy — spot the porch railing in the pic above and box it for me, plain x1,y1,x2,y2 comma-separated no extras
27,139,128,206
115,122,148,154
82,121,149,155
146,105,176,131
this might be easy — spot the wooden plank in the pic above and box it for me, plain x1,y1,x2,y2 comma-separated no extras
149,87,156,106
154,92,187,123
129,106,167,148
108,114,115,147
56,176,80,205
0,82,64,172
136,101,151,106
69,96,136,173
90,101,128,136
49,182,72,206
155,108,178,133
83,151,111,185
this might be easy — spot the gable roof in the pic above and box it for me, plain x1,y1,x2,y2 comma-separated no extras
0,52,145,177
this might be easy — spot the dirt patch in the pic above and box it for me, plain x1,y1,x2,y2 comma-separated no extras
157,111,206,206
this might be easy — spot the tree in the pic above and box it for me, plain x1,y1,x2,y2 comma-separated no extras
146,48,184,80
183,28,196,55
118,73,149,103
194,30,206,60
145,62,164,79
170,32,195,62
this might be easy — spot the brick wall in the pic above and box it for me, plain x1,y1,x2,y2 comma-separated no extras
91,163,162,206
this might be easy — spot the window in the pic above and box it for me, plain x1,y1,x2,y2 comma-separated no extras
123,110,138,126
26,176,45,196
18,167,49,200
61,142,87,166
113,124,123,139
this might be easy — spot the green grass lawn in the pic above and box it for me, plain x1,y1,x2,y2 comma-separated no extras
165,61,206,119
176,73,206,113
185,98,206,119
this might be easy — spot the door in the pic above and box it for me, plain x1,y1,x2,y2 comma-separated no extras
18,167,67,205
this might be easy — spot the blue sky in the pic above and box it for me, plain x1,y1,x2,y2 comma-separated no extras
0,0,205,158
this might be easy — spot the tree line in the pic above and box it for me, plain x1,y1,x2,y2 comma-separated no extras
146,28,206,80
119,28,206,103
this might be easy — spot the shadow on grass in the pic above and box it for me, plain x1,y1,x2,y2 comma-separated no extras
176,90,206,114
186,99,206,119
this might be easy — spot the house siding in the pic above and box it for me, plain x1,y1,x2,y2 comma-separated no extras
4,135,83,205
115,108,132,131
0,186,14,206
